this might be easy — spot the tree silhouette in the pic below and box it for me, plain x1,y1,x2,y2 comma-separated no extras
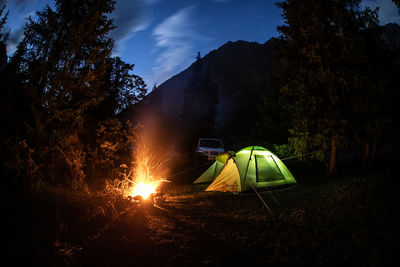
181,55,219,154
0,5,8,43
393,0,400,14
6,0,146,186
276,0,381,174
0,4,8,72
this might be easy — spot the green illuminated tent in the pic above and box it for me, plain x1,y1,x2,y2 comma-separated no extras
194,146,296,192
193,152,230,184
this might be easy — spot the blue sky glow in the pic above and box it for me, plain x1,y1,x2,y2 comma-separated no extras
1,0,399,90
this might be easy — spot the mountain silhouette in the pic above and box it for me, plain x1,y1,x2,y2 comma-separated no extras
144,38,278,138
135,23,400,151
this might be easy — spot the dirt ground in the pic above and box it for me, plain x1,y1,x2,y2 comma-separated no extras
5,160,400,266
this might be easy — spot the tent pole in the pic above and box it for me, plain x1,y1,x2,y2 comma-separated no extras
265,155,283,206
270,155,285,179
243,147,273,215
242,146,255,189
249,181,273,215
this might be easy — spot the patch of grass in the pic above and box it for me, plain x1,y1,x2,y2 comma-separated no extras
5,169,399,266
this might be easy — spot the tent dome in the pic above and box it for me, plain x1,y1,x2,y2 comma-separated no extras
237,146,269,152
194,145,296,192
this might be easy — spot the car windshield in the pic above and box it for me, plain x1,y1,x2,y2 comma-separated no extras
199,139,223,148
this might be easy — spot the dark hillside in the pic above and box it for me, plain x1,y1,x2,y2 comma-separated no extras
144,38,278,139
138,23,400,154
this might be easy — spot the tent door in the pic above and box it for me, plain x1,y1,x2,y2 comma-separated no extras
255,155,285,182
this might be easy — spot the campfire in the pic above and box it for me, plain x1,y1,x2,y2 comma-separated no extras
128,179,169,203
102,136,171,205
124,142,170,204
130,181,157,200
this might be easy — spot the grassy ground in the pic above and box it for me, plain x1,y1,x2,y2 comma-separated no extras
4,160,400,266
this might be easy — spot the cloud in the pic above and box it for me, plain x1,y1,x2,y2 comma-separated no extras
152,6,200,84
362,0,400,25
111,0,153,55
6,27,23,52
0,0,36,12
1,0,39,55
3,0,155,55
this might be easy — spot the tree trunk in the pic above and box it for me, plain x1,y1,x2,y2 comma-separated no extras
329,136,337,175
370,138,377,164
363,142,370,168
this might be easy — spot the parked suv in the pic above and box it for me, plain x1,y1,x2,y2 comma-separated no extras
195,138,224,165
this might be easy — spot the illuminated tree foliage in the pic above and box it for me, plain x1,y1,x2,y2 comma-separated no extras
276,0,381,174
7,0,146,186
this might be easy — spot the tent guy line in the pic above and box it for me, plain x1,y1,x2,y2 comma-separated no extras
169,161,212,179
280,151,320,161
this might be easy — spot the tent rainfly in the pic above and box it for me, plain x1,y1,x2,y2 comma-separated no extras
193,146,296,192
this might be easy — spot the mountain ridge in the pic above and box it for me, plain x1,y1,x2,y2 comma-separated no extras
136,23,400,150
144,37,278,136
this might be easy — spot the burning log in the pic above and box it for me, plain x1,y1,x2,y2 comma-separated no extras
127,180,169,206
103,139,171,206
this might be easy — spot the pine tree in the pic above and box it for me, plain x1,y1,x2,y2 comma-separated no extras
0,4,8,43
180,55,219,154
10,0,146,185
393,0,400,13
180,55,203,153
199,68,219,135
0,4,8,72
16,0,115,135
276,0,380,174
350,10,390,168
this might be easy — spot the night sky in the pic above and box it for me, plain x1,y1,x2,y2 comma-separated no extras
2,0,400,91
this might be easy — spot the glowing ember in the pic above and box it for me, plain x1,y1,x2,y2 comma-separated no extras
130,181,157,199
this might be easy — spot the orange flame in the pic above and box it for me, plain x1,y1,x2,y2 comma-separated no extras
130,181,157,199
127,141,170,200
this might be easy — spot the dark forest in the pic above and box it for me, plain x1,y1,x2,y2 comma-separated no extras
1,0,399,265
